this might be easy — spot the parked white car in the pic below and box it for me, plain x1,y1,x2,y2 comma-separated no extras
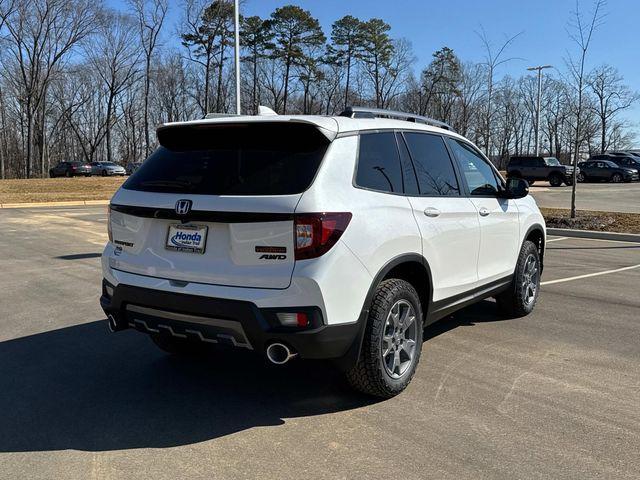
90,161,126,176
101,107,545,398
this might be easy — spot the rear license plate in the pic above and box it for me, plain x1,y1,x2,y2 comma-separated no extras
166,224,208,254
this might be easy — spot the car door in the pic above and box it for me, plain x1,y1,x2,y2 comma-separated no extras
55,163,67,176
446,137,520,285
595,161,608,180
399,132,481,301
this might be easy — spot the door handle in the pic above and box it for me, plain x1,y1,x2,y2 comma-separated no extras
423,207,441,218
479,207,491,217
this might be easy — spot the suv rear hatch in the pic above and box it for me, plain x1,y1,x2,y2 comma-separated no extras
108,121,333,289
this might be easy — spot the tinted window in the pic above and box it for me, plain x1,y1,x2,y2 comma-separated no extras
395,133,419,195
355,132,403,193
448,139,500,196
509,158,521,166
124,123,329,195
403,133,459,196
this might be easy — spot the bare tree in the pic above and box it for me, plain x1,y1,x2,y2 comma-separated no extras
130,0,167,157
87,11,141,163
587,64,637,153
0,0,97,177
476,27,522,156
567,0,606,218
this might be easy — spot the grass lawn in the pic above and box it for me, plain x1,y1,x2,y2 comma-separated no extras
2,178,639,235
541,207,640,234
0,177,125,204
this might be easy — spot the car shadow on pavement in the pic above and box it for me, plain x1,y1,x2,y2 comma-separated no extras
0,320,376,453
423,299,511,341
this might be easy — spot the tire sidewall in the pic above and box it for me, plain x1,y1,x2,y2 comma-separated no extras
549,174,562,187
513,241,541,315
368,280,424,393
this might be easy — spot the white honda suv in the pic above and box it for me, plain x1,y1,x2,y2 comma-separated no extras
101,107,545,398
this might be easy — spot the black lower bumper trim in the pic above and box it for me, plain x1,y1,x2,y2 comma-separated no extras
100,280,359,361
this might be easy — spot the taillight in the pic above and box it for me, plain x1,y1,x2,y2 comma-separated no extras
107,206,113,243
294,212,352,260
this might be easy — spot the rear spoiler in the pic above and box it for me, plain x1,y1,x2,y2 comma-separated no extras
159,115,338,143
156,120,336,150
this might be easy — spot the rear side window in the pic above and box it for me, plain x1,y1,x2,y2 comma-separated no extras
123,123,330,195
509,158,522,166
355,132,403,193
403,132,460,196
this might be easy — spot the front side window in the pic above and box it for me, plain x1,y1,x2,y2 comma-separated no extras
403,132,459,196
447,139,500,196
545,157,561,166
355,132,403,193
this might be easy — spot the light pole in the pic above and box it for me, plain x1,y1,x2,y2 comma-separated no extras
234,0,241,115
527,65,552,156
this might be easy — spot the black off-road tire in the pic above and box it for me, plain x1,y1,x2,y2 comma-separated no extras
578,172,586,183
496,240,541,318
548,173,562,187
346,279,423,398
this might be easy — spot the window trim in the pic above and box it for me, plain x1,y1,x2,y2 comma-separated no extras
352,130,407,196
444,136,505,198
399,131,463,198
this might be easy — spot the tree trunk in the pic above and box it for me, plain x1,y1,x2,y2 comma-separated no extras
203,53,212,115
283,58,291,114
144,55,151,157
344,52,351,110
252,50,258,114
106,93,114,163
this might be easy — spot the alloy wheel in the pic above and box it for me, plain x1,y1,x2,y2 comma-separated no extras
381,299,417,379
521,254,539,307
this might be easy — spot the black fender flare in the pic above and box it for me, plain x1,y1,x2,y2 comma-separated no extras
334,253,433,371
522,223,546,271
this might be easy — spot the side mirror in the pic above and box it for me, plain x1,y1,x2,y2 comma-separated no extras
502,177,529,199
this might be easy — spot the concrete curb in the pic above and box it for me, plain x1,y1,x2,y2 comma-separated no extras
0,199,109,209
547,228,640,243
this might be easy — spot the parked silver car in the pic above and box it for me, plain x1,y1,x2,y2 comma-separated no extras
90,162,126,176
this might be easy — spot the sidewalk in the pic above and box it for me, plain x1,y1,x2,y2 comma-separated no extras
0,199,109,209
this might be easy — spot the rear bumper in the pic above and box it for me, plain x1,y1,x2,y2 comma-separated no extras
100,280,360,360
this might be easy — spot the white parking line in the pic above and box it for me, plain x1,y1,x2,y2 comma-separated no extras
546,237,568,243
541,263,640,286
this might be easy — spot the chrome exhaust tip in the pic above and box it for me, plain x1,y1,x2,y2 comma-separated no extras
266,342,298,365
107,314,127,332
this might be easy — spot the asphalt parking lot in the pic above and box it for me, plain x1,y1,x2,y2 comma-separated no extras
1,206,639,480
529,181,640,213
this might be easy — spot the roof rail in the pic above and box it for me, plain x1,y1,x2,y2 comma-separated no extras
203,112,241,119
340,106,454,131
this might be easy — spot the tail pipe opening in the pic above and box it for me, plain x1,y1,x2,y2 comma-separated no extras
266,342,298,365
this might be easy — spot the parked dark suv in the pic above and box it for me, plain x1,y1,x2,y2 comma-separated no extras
578,160,639,183
601,154,640,174
507,156,577,187
49,161,92,178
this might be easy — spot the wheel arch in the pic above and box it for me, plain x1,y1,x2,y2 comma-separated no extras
335,253,433,371
523,223,545,272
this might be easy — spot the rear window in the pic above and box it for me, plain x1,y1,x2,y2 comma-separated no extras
355,132,404,193
123,123,330,195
